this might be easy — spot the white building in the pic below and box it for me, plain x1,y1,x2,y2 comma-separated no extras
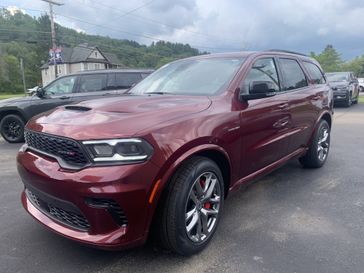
41,44,123,86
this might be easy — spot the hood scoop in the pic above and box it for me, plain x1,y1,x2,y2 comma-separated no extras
64,105,92,112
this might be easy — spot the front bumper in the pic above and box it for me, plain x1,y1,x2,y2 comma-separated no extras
17,148,160,250
333,93,348,103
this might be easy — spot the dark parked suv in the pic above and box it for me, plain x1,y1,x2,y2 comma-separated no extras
326,71,359,107
17,50,333,255
0,69,153,143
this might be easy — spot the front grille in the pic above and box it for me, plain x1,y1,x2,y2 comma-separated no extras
85,198,128,227
26,188,90,231
24,130,88,167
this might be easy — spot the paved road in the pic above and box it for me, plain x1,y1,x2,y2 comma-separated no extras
1,105,364,273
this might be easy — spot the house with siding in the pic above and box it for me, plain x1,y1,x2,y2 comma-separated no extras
41,43,123,86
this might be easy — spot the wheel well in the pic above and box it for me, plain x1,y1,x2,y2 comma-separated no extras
321,113,332,128
0,110,26,123
195,150,231,197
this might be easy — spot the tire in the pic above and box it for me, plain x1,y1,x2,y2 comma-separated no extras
345,92,352,107
352,94,359,104
299,119,330,168
157,156,224,256
0,114,25,143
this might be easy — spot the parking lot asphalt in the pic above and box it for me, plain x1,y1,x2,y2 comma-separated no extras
1,104,364,273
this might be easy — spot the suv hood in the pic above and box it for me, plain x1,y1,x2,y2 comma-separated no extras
328,81,349,89
0,95,37,106
27,95,211,140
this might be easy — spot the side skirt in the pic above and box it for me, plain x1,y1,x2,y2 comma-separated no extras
229,147,307,193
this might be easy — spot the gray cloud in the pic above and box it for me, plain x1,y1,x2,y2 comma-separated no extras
3,0,364,59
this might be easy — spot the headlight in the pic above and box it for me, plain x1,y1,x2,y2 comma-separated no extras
82,138,153,164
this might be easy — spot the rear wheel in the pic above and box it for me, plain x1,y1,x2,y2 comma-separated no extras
0,114,25,143
157,156,224,255
299,119,330,168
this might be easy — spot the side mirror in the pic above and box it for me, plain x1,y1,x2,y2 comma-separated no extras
240,81,276,101
36,87,46,98
250,81,275,94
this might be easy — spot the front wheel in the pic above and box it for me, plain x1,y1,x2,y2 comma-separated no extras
299,119,330,168
352,93,359,104
157,156,224,255
345,92,352,107
0,114,25,143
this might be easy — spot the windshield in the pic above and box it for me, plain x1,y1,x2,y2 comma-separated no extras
130,57,245,96
326,73,349,82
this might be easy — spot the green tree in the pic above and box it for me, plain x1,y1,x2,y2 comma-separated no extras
310,45,343,72
341,55,364,77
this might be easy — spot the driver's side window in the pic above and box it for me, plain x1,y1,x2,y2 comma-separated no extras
240,58,280,95
44,76,77,96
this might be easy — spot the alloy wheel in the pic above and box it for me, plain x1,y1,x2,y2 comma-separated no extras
317,125,330,161
185,172,221,243
3,119,22,141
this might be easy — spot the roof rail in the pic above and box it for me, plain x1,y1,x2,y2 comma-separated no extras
265,49,307,56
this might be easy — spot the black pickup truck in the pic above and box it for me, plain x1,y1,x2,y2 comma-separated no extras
0,69,153,143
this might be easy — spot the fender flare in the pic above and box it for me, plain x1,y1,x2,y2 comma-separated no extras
0,107,28,122
307,110,333,146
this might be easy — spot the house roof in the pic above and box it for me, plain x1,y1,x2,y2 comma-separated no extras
41,44,123,69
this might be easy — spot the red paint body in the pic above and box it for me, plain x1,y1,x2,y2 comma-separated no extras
17,51,333,249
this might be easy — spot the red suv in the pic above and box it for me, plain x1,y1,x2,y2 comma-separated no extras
17,50,333,256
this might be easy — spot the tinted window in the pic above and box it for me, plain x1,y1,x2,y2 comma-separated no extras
241,58,280,94
303,62,326,84
106,73,116,90
45,76,77,95
141,73,151,79
115,73,142,89
279,59,308,90
79,74,107,92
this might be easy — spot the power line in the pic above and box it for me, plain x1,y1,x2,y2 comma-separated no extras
0,28,51,34
0,4,244,51
114,0,156,17
73,0,227,40
55,12,242,51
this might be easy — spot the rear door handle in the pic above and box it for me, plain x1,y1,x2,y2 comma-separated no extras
273,117,290,129
60,96,70,100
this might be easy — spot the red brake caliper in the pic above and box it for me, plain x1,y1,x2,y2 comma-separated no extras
200,177,211,209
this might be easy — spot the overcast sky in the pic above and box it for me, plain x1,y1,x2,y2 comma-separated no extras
3,0,364,60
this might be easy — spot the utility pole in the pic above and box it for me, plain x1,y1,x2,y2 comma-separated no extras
41,0,63,79
20,58,26,94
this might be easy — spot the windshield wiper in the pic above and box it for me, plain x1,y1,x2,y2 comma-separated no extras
145,91,173,95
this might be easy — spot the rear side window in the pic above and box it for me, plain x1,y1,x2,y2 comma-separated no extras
279,58,308,90
303,62,326,84
241,58,280,94
115,73,142,89
79,74,107,92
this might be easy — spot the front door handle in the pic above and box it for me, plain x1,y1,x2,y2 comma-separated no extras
312,95,321,100
60,96,70,100
278,103,289,109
